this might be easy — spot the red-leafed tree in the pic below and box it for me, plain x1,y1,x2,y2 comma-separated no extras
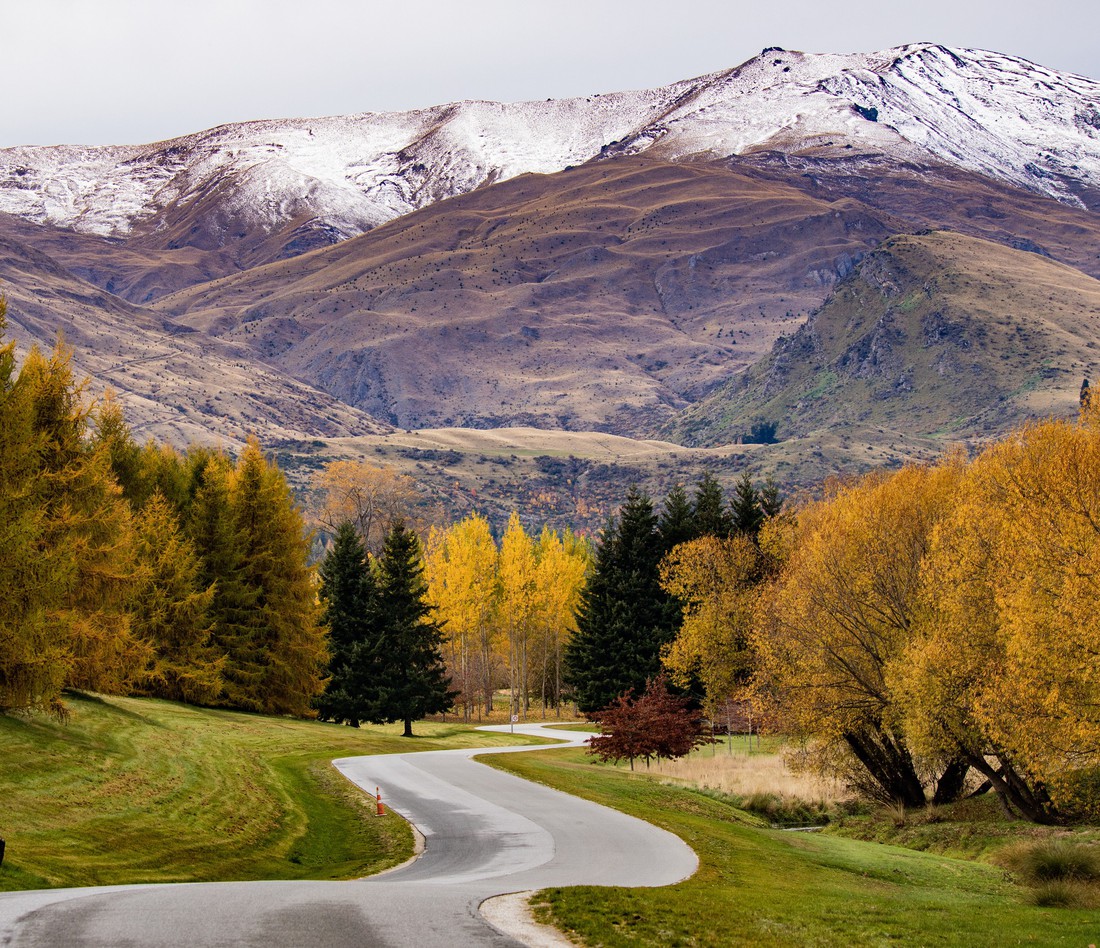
586,672,712,770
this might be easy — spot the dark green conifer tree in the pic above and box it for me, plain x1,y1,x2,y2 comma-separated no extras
692,472,732,537
564,488,679,713
759,475,783,520
658,483,696,549
730,471,765,537
363,521,455,736
315,522,381,726
188,451,259,707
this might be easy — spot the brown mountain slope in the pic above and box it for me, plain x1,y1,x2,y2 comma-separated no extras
149,154,1100,437
0,206,340,306
0,233,389,445
667,232,1100,463
151,156,904,432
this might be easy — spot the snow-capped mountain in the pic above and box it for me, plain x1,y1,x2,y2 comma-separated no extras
2,44,1098,242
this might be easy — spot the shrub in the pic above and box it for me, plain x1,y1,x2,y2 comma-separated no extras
1000,839,1100,884
1027,879,1097,909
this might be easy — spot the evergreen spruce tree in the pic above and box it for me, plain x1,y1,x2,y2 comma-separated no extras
315,522,382,726
759,475,783,520
730,471,765,537
367,521,455,736
188,451,260,707
564,488,679,713
658,483,697,549
692,472,732,537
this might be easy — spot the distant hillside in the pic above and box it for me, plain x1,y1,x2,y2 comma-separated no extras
667,232,1100,459
0,232,388,446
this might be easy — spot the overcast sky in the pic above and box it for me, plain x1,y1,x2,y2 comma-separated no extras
5,0,1098,148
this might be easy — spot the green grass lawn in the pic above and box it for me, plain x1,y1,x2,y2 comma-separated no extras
0,691,538,891
485,746,1100,947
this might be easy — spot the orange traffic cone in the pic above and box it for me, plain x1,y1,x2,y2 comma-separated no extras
375,786,385,817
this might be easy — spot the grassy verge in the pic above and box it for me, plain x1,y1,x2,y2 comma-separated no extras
485,747,1100,946
0,691,536,891
826,794,1100,861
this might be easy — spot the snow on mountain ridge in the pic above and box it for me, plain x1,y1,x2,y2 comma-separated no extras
1,44,1097,240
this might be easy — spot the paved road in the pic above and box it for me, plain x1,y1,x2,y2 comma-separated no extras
0,723,696,946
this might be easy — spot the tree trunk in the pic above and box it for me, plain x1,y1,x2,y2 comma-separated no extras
403,717,413,737
932,757,970,805
844,727,926,808
963,750,1062,824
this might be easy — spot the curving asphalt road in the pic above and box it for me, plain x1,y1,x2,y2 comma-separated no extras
0,723,696,946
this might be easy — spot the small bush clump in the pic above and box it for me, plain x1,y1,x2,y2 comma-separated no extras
998,839,1100,909
1000,839,1100,884
1027,880,1097,909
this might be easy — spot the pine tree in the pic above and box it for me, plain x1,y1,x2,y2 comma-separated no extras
188,451,260,706
759,475,783,520
658,483,697,549
130,493,222,704
692,472,732,537
367,522,455,736
730,471,765,537
564,488,678,713
315,522,381,726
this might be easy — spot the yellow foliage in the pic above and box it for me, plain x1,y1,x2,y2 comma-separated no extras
659,535,762,710
898,411,1100,813
425,513,499,717
311,460,420,553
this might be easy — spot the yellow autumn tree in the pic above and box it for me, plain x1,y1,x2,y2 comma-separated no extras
531,527,590,713
312,460,420,553
659,533,763,713
753,461,969,807
0,303,73,715
425,514,500,720
20,341,150,698
896,407,1100,820
499,512,538,717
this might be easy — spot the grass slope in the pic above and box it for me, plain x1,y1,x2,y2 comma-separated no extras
485,747,1099,946
669,231,1100,464
0,692,534,892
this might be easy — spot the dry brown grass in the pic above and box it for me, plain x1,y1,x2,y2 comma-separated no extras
643,740,849,804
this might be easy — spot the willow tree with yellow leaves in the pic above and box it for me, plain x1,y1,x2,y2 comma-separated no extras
753,462,970,808
893,405,1100,822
